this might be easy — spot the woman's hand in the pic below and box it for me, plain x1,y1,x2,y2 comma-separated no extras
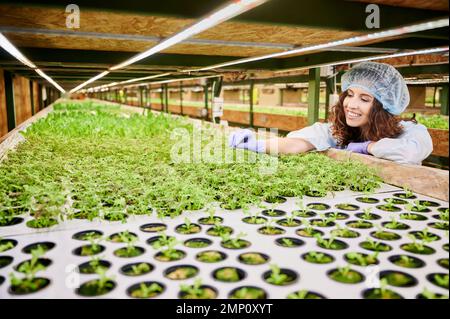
346,141,374,155
228,129,266,153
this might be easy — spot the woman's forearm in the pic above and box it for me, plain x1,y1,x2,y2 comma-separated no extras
265,137,315,155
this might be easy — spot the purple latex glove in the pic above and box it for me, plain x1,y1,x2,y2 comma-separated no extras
346,141,372,155
228,129,266,153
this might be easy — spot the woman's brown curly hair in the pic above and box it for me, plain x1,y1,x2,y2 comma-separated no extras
329,90,414,147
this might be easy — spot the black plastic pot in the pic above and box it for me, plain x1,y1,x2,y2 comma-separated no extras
198,216,223,225
295,228,324,238
73,244,106,257
287,290,326,299
380,270,418,287
175,223,202,235
229,286,267,299
22,241,56,254
9,277,51,295
0,217,23,227
184,238,212,249
179,285,218,299
325,212,349,220
263,268,298,286
257,226,285,235
242,216,267,225
388,255,425,269
310,219,336,228
127,281,165,298
196,250,227,263
360,241,392,252
107,232,138,243
383,198,408,205
164,265,199,280
221,239,251,250
154,249,186,262
355,212,381,220
275,237,304,248
355,197,379,204
426,273,449,290
302,251,334,264
120,262,154,276
261,209,286,217
376,205,401,212
307,203,330,211
139,223,167,233
0,256,13,269
362,288,403,299
263,196,287,204
382,221,410,230
113,246,145,258
344,252,379,266
78,260,112,274
317,238,348,250
72,230,103,241
335,203,359,211
400,243,435,255
393,192,416,199
76,279,116,297
15,258,52,272
327,268,364,284
238,252,270,265
213,267,246,283
291,210,316,218
370,231,401,241
0,239,17,253
146,235,175,246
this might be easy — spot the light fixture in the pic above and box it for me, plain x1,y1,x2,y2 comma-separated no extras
35,69,65,93
109,0,268,71
69,71,110,93
274,46,449,74
0,32,66,93
182,18,449,72
126,74,221,88
70,0,268,93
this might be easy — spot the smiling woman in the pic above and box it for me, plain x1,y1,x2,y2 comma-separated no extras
229,62,433,166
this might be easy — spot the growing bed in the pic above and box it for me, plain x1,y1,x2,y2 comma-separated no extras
0,100,448,299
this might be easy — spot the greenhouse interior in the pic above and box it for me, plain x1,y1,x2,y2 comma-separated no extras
0,0,449,301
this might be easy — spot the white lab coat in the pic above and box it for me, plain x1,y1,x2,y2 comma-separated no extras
287,121,433,165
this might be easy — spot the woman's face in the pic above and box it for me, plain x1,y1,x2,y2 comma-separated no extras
343,87,374,127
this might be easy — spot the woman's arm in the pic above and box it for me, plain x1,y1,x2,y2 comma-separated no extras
265,137,316,155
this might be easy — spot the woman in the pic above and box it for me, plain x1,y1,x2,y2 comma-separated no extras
229,62,433,165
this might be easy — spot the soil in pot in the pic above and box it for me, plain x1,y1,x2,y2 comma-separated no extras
73,244,106,256
356,197,379,204
376,205,401,212
72,230,103,241
344,252,379,266
400,213,428,221
263,267,297,286
370,230,401,241
263,196,286,204
0,256,13,269
325,212,349,220
275,237,304,248
184,238,212,249
418,200,440,207
328,267,364,284
139,223,167,233
9,277,51,295
127,281,165,298
276,218,302,227
164,265,199,280
213,267,246,283
113,246,145,258
331,228,360,238
287,290,325,299
427,273,449,290
383,198,408,205
360,240,392,252
291,210,316,218
346,220,373,229
363,288,403,299
400,243,435,255
437,258,449,270
120,262,153,276
307,203,330,211
238,252,269,265
302,251,334,264
355,212,381,220
196,251,227,263
76,279,116,297
261,209,286,217
206,225,233,237
22,242,56,254
393,192,416,199
310,219,335,228
154,249,186,262
242,216,267,225
388,255,425,269
229,286,267,299
380,270,418,287
107,232,138,243
26,218,58,229
221,239,251,250
179,284,217,299
257,226,285,235
78,260,111,274
335,203,359,211
317,238,348,250
175,223,202,235
198,216,223,225
295,228,323,238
